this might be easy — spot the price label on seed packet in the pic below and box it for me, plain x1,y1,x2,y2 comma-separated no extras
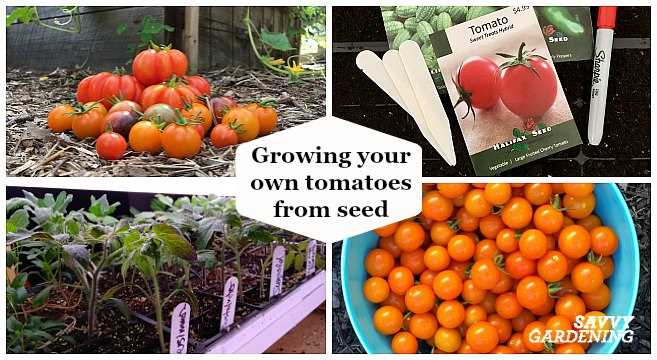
235,116,423,242
220,276,238,331
305,240,317,277
269,245,286,297
169,302,190,354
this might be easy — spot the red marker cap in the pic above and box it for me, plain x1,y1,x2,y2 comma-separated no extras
597,6,617,29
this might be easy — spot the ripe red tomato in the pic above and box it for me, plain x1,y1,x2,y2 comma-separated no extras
128,121,162,155
210,124,239,149
48,104,75,132
76,71,144,108
161,122,202,159
183,75,211,96
455,56,499,114
132,45,188,86
96,131,127,160
141,81,202,109
496,43,557,118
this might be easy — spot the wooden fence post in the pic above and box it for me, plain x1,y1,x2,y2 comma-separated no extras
183,6,200,73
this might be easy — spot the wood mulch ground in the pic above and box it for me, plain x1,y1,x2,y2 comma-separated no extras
6,67,325,177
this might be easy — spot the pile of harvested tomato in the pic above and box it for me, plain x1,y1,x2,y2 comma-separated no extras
47,43,278,161
364,183,618,354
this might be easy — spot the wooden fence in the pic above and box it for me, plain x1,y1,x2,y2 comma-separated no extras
6,6,300,72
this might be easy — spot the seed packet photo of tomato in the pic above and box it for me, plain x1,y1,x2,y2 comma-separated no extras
432,6,581,175
332,183,650,355
332,6,650,176
5,6,326,177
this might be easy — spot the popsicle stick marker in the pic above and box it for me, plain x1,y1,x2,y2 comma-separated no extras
169,302,191,354
220,276,238,331
305,240,317,277
588,6,617,145
269,245,286,298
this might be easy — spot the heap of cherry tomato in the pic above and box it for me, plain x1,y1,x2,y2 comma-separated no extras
363,183,618,354
46,43,278,161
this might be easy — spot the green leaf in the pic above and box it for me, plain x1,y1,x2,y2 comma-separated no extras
116,23,127,35
294,254,304,271
260,30,295,51
512,128,523,138
284,252,295,270
8,209,29,232
32,285,53,308
152,224,195,260
6,7,37,27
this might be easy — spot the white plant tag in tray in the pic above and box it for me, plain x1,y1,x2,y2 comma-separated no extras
169,302,191,354
220,276,238,331
305,239,317,277
269,245,286,298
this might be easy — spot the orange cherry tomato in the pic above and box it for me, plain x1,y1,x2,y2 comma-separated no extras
447,234,476,262
545,315,573,344
563,193,596,219
365,248,395,277
471,258,501,290
405,284,436,313
400,248,426,275
378,236,402,258
571,262,604,293
479,214,504,239
590,226,619,256
422,191,454,221
524,183,553,205
381,291,407,312
555,294,586,322
363,276,390,303
496,228,519,253
434,327,462,353
373,305,403,335
423,245,450,272
537,250,569,282
394,221,425,252
519,229,548,260
128,120,162,155
577,214,602,230
464,304,488,327
533,204,564,234
597,256,614,278
511,309,536,332
483,183,512,205
558,225,591,259
391,331,418,354
505,251,536,279
522,321,547,352
436,300,465,329
387,266,414,295
488,314,512,343
464,189,492,217
516,276,548,310
563,183,595,197
430,221,457,246
408,312,438,340
466,321,499,353
495,292,523,319
375,222,399,238
490,271,514,294
474,239,499,260
556,343,585,354
433,270,463,300
462,279,487,305
501,197,533,229
436,183,469,199
508,332,529,353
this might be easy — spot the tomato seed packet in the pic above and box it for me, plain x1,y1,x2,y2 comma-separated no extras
430,6,582,175
380,6,593,92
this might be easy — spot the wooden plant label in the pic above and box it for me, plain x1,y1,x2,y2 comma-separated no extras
269,245,286,298
220,276,239,331
169,302,191,354
305,239,317,277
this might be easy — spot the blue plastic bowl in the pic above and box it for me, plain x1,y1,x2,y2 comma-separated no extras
341,183,639,354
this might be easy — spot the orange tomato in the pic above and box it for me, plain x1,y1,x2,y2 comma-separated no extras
222,107,259,142
161,122,202,159
180,102,213,133
47,104,75,132
245,103,278,135
128,120,162,155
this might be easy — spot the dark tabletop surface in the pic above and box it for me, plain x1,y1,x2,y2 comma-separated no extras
332,183,651,354
332,7,650,177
